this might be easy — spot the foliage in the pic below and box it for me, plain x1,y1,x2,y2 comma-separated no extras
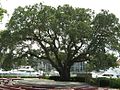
0,3,120,80
110,78,120,88
0,75,38,78
87,53,118,71
97,78,110,87
0,1,7,69
0,75,18,78
48,76,88,82
0,7,6,22
90,78,120,88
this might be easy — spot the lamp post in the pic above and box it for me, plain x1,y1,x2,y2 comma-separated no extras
85,61,88,83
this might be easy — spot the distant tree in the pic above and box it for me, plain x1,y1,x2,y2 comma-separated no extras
2,4,120,80
86,10,120,71
87,53,118,71
0,1,7,69
0,6,6,22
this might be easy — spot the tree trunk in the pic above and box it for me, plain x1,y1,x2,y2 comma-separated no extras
59,66,70,81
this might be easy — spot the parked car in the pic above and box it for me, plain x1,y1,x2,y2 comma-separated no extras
97,73,118,78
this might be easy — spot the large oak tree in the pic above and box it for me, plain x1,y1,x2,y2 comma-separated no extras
2,4,120,80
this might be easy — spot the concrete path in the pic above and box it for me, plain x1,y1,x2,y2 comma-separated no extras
17,78,87,85
15,78,120,90
98,88,119,90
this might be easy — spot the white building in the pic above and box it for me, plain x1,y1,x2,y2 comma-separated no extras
71,62,85,73
37,60,85,75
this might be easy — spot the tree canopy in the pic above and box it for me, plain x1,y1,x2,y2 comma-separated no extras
0,7,6,22
87,53,118,71
0,4,120,80
0,1,8,69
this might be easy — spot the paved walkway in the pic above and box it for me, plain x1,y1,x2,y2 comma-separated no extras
14,78,119,90
16,78,88,87
98,88,119,90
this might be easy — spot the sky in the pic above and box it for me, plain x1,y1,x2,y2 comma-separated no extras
0,0,120,29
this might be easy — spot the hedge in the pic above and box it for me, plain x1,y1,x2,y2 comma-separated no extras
89,78,120,88
48,76,90,82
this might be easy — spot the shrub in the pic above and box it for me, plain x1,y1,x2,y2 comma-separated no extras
70,77,86,82
0,75,39,78
48,76,86,82
89,78,97,86
48,76,60,81
89,78,120,88
97,78,110,87
110,78,120,88
0,75,17,78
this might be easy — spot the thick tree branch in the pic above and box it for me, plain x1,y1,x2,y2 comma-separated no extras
70,53,89,66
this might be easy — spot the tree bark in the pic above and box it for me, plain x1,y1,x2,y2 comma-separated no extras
58,66,70,81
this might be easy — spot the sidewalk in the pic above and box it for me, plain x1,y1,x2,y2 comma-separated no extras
98,87,119,90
